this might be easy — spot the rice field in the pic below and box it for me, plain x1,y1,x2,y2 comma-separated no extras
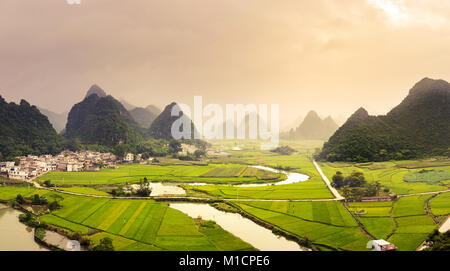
188,156,333,200
319,160,450,195
36,164,283,185
33,190,255,251
233,200,369,251
56,186,110,196
429,192,450,216
348,195,439,251
0,185,37,201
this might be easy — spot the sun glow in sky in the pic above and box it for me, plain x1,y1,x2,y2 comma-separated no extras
368,0,402,17
367,0,447,27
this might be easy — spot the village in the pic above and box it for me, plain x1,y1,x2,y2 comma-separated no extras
0,150,134,181
0,143,220,181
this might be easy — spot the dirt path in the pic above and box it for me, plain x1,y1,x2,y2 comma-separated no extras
312,160,344,200
439,216,450,233
397,190,450,197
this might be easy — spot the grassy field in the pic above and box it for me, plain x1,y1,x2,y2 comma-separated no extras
233,200,369,251
32,189,256,251
429,192,450,216
37,163,284,186
348,195,439,251
0,185,37,201
188,155,333,200
56,187,110,196
319,159,450,195
347,201,395,240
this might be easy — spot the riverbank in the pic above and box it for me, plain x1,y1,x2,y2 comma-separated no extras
0,204,48,251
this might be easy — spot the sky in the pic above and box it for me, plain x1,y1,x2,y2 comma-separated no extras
1,0,450,128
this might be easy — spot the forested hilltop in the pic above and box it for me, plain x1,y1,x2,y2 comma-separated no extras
64,85,145,147
318,78,450,162
0,97,65,160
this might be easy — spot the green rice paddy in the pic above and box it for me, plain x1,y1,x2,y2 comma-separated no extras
36,190,255,251
37,163,284,185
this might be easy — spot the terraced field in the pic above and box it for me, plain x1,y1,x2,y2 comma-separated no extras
37,164,284,185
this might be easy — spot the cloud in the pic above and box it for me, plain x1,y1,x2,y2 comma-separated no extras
1,0,450,121
366,0,448,28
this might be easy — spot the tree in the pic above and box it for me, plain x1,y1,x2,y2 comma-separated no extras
135,181,152,197
16,194,25,204
43,180,53,187
344,171,366,187
194,149,206,159
67,138,82,152
168,140,182,154
113,144,129,159
141,152,151,160
92,237,114,251
31,194,47,205
331,171,344,188
48,201,61,211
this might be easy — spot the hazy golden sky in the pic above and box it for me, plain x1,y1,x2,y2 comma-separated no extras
1,0,450,127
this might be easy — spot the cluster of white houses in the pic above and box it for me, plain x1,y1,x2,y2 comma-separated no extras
0,151,124,180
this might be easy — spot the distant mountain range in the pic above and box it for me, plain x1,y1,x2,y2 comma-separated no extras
37,107,68,133
129,106,160,129
286,111,339,140
119,98,137,111
0,97,64,160
318,78,450,162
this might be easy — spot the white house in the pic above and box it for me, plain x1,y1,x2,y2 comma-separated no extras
124,153,134,163
9,169,28,180
367,240,397,251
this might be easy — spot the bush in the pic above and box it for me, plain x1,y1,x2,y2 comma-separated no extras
48,201,62,211
200,220,217,228
35,227,46,240
91,237,114,251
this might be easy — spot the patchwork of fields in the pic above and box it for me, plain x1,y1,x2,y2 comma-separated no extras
36,190,256,251
189,156,333,200
348,194,447,251
36,164,284,185
319,159,450,195
234,201,370,251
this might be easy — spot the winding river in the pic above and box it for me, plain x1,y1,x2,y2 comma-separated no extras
0,204,48,251
134,165,310,196
170,203,306,251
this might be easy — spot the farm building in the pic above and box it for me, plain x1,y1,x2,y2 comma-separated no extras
367,240,397,251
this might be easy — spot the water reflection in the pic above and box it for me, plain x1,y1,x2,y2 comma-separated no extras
170,203,305,251
0,204,48,251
